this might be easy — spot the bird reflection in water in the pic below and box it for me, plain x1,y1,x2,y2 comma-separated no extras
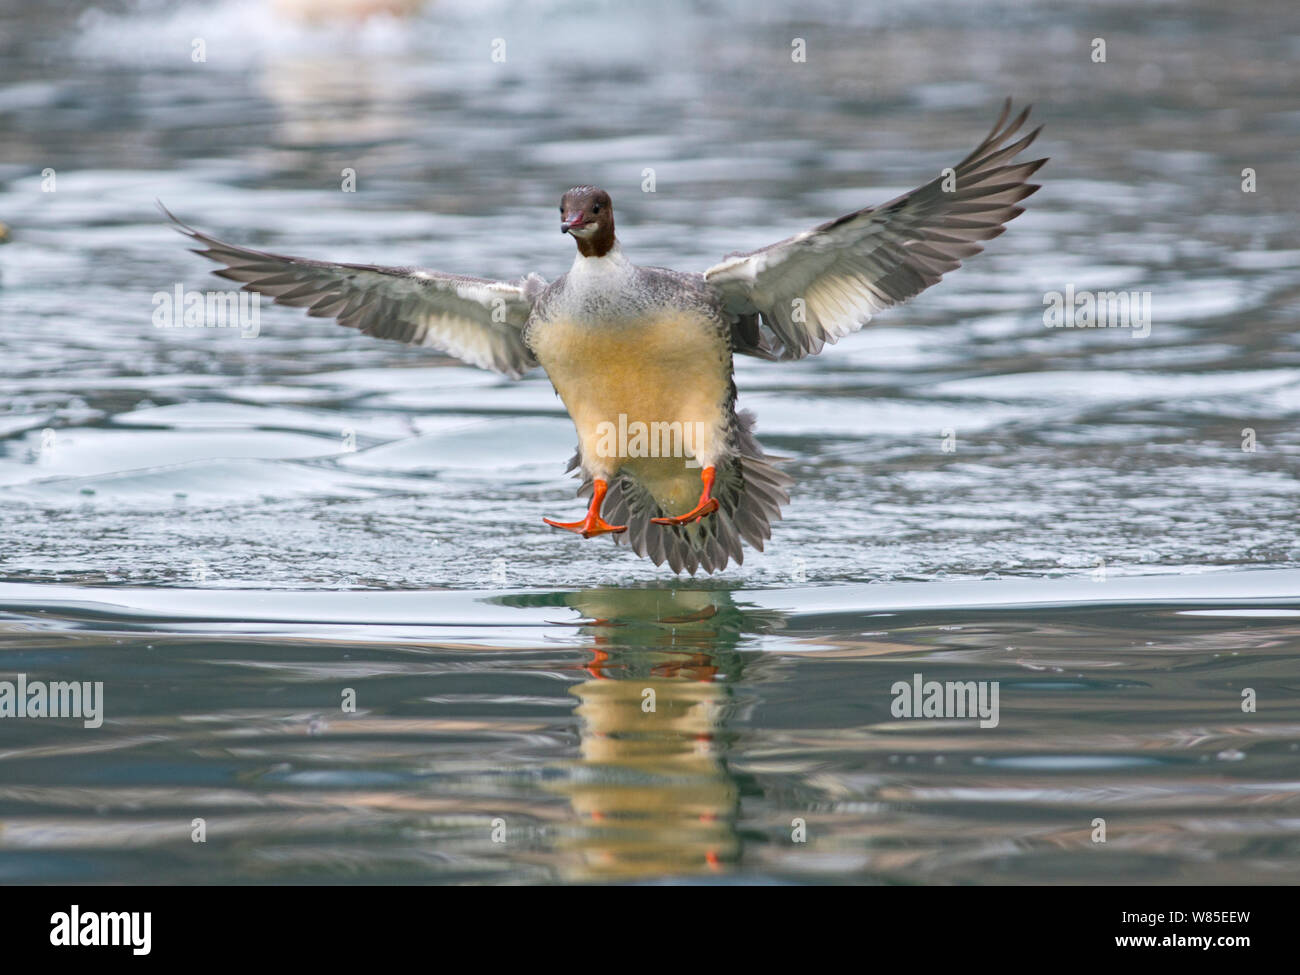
502,587,777,881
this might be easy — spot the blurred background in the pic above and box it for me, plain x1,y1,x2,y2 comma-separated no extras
0,0,1298,885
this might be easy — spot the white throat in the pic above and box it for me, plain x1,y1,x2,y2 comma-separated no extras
569,240,629,275
554,242,637,321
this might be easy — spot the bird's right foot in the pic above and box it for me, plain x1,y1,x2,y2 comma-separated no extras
543,478,627,538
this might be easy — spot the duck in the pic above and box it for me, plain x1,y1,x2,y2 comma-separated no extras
271,0,427,23
163,99,1046,574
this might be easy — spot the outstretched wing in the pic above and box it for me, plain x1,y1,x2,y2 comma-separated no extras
162,203,546,378
704,99,1047,360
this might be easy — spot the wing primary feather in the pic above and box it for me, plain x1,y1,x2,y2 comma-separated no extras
159,200,543,378
706,101,1047,362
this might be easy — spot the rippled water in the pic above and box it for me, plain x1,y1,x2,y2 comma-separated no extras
1,0,1298,884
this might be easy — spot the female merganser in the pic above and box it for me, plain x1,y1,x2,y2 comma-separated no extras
164,100,1045,574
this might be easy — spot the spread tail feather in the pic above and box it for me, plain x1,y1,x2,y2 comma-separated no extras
566,410,792,574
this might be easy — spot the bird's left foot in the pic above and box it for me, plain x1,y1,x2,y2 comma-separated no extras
651,498,719,527
651,466,720,527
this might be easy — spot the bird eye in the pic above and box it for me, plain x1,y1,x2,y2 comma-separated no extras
592,204,601,214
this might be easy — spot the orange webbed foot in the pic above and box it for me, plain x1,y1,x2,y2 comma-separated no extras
650,498,719,527
542,515,627,538
543,477,627,538
650,465,720,527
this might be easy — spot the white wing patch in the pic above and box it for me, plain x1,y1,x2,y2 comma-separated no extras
705,100,1047,360
164,204,546,378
